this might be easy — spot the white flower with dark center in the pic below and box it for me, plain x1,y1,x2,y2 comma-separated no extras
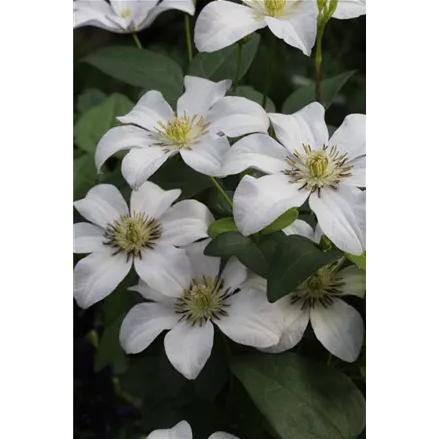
74,0,195,33
74,181,213,308
194,0,318,55
120,240,281,380
96,75,269,190
222,102,366,255
148,420,239,439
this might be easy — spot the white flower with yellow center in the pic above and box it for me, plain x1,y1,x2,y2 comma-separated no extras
96,75,269,190
74,0,195,33
222,102,366,255
74,181,214,309
147,420,239,439
195,0,319,55
120,240,281,380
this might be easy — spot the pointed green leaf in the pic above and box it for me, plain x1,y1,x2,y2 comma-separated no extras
208,217,238,239
261,208,299,235
74,153,98,200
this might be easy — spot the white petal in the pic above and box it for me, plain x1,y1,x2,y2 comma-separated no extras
310,299,364,362
73,248,131,309
134,244,192,297
221,257,247,290
216,289,281,348
336,266,366,298
73,222,104,253
209,433,240,439
128,280,175,304
117,90,173,131
119,303,179,354
222,134,288,176
95,126,152,173
180,134,229,177
74,184,129,228
137,0,195,30
283,219,316,242
333,0,366,19
233,174,309,236
130,181,181,218
265,2,317,56
148,420,193,439
208,97,269,137
269,102,328,154
185,240,221,281
74,0,121,32
121,147,173,190
329,114,366,160
194,0,266,52
239,272,267,293
177,76,231,118
309,185,365,255
345,155,365,187
160,200,214,246
164,321,214,380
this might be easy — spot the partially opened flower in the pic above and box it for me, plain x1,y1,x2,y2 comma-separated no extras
222,102,366,255
96,76,269,189
74,181,213,308
148,420,239,439
74,0,195,33
120,240,281,379
194,0,318,55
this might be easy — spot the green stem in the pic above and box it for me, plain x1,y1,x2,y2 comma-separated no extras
131,32,143,49
326,353,333,366
232,44,243,92
314,24,325,103
262,33,276,109
210,177,233,208
184,14,193,62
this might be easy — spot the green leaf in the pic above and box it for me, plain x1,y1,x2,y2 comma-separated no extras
74,153,97,200
345,252,366,271
231,353,366,439
261,208,299,235
231,86,275,112
208,218,238,239
282,71,356,114
268,235,342,302
74,93,134,154
84,46,184,104
76,88,107,114
189,34,260,82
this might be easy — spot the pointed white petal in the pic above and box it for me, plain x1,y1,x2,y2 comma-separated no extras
73,222,104,254
128,280,175,304
177,77,231,117
95,126,152,173
269,102,328,154
117,90,173,131
185,240,221,281
329,114,366,160
216,289,281,348
311,299,364,362
222,134,288,176
130,181,181,218
221,257,247,290
209,433,240,439
119,303,179,354
336,266,366,298
74,0,121,32
73,248,131,308
283,219,316,242
148,420,193,439
344,155,365,187
164,321,214,380
180,134,229,177
239,272,267,293
333,0,366,19
134,245,192,297
137,0,195,30
233,174,309,236
160,200,214,246
208,97,269,137
74,184,129,228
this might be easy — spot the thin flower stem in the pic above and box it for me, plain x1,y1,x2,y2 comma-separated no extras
210,177,233,208
327,353,333,366
184,14,193,62
232,44,243,92
314,27,324,103
131,32,143,49
262,33,276,109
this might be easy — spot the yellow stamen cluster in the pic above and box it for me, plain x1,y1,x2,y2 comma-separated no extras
264,0,287,17
120,8,132,19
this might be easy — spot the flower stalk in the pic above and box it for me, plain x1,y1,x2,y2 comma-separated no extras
210,177,233,208
184,14,193,62
131,32,143,49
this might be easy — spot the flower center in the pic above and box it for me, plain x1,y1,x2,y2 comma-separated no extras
174,276,230,326
151,113,210,153
120,8,132,19
284,144,352,196
103,212,162,259
291,264,345,309
264,0,286,16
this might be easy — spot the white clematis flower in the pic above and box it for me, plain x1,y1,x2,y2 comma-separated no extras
147,420,240,439
74,0,195,33
120,240,281,380
73,181,213,308
222,102,366,255
95,75,269,189
194,0,319,55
